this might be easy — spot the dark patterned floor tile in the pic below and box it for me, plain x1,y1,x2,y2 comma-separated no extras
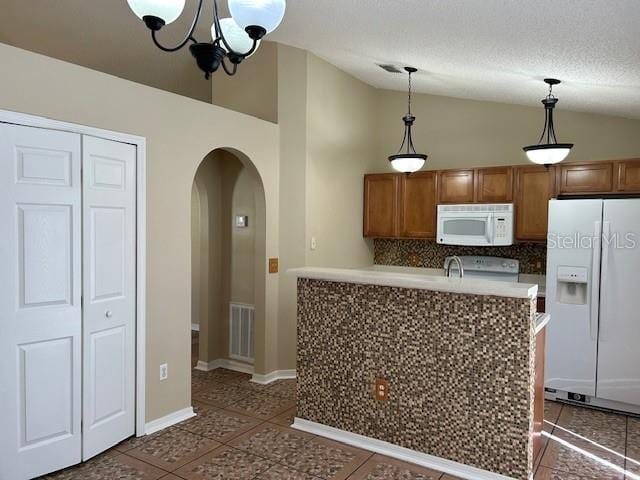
544,401,563,433
264,379,297,400
281,437,371,479
126,426,220,471
228,423,315,462
40,451,166,480
534,466,584,479
540,441,625,480
268,407,297,427
226,392,296,420
193,382,250,408
348,454,443,479
626,419,640,478
255,464,320,479
555,405,627,452
174,445,273,480
176,402,262,442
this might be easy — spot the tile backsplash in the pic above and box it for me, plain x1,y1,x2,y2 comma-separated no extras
374,239,547,274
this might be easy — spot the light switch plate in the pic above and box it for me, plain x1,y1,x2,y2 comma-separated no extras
160,363,168,381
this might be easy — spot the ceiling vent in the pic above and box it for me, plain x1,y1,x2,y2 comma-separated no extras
377,64,402,74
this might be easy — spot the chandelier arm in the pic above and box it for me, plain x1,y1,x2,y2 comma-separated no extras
537,108,549,145
548,109,557,144
221,57,239,76
212,0,260,58
151,0,205,52
408,129,417,154
396,124,409,154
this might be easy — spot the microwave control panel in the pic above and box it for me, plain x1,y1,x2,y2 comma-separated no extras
495,217,507,238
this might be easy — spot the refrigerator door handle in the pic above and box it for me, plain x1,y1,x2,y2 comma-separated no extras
599,221,611,342
590,220,602,341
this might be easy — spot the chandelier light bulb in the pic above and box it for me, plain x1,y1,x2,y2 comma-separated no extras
228,0,287,34
216,18,261,55
127,0,185,24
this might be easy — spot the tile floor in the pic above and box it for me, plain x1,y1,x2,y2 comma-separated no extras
38,335,640,479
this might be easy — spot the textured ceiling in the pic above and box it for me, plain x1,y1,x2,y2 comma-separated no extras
268,0,640,119
1,1,639,118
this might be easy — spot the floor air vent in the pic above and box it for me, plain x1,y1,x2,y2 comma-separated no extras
229,303,255,364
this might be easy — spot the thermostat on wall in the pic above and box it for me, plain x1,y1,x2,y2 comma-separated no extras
235,215,248,228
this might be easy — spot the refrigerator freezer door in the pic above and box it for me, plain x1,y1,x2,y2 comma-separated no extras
596,199,640,406
546,199,603,396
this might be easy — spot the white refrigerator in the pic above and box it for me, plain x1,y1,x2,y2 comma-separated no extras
546,199,640,412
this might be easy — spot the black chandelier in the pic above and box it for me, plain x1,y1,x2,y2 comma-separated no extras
127,0,286,79
388,67,428,174
523,78,574,165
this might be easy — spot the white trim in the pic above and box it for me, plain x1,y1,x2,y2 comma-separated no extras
144,407,195,436
292,419,518,480
195,358,254,375
251,369,296,385
191,323,200,332
0,109,148,438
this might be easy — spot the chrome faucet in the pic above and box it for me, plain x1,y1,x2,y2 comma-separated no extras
445,256,464,279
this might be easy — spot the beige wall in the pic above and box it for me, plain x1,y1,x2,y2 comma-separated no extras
0,0,211,102
374,90,640,172
231,169,258,306
211,42,279,123
0,43,280,423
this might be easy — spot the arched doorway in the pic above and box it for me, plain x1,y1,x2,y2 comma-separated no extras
190,148,266,381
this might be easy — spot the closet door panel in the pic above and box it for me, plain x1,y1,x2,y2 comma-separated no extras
82,136,137,460
0,123,82,480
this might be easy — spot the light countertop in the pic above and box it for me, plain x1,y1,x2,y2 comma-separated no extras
288,266,538,299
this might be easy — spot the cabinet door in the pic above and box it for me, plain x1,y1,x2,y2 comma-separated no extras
363,174,399,237
557,162,614,194
399,171,437,238
514,166,555,241
438,169,475,204
475,166,513,203
615,159,640,193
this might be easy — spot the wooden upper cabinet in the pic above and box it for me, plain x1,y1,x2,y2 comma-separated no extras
514,165,555,241
475,167,514,203
399,171,437,238
438,169,475,204
363,174,399,238
557,162,614,194
615,159,640,193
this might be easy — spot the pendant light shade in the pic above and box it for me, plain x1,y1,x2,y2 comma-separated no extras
523,78,573,166
388,67,428,174
228,0,286,34
216,18,261,55
127,0,185,24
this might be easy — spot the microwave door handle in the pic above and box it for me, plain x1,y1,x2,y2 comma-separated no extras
590,220,602,341
486,214,494,244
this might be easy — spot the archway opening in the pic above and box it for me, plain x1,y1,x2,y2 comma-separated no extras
190,148,266,386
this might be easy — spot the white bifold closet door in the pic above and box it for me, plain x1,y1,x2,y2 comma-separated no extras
81,135,136,460
0,123,83,479
0,124,136,479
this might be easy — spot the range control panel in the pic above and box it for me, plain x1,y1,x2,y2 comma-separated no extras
443,255,519,274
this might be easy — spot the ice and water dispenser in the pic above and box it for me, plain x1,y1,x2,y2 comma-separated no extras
556,266,589,305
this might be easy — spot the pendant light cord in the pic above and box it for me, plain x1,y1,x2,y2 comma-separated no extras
407,70,413,116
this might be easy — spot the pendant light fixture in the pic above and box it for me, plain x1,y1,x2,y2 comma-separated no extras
523,78,574,166
127,0,286,79
388,67,428,174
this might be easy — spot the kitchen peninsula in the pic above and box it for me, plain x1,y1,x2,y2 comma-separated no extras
289,267,547,480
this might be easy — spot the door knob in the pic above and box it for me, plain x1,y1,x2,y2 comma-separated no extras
105,310,113,318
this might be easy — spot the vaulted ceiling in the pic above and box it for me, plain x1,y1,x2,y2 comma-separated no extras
2,1,639,118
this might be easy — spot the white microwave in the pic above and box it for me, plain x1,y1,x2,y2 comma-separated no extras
436,204,514,246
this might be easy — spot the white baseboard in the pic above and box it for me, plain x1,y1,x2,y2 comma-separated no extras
191,323,200,332
145,407,195,436
251,369,297,385
195,358,254,375
292,418,517,480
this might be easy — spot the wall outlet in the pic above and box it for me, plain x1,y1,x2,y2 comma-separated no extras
375,378,389,401
159,363,168,381
310,237,317,251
